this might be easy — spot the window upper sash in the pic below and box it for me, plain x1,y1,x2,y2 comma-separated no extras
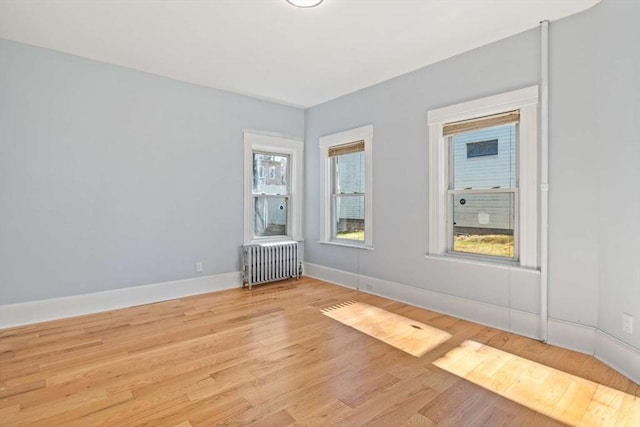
443,110,520,136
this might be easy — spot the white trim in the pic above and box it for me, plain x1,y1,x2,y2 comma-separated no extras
540,20,550,343
510,310,540,341
304,262,640,384
427,86,538,268
424,254,535,272
0,272,242,329
303,262,539,339
547,318,596,354
595,330,640,384
547,320,640,384
546,319,640,384
517,103,538,268
427,86,539,124
318,240,374,250
243,131,304,244
318,125,373,249
428,122,448,255
303,262,360,289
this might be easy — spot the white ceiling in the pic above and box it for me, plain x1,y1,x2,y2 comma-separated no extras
0,0,599,108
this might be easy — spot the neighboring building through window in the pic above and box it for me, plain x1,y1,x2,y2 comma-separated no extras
449,118,517,259
466,139,498,158
331,140,365,241
428,87,538,267
319,125,373,249
244,132,303,243
253,152,289,237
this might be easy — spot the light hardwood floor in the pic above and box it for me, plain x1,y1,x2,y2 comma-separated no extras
0,277,638,426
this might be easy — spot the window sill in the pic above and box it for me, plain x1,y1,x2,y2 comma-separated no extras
424,253,538,272
246,237,303,245
319,240,374,250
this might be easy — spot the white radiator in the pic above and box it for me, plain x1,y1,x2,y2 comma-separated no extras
242,241,301,289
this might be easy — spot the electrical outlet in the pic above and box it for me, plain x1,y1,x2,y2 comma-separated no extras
622,313,633,334
195,261,203,273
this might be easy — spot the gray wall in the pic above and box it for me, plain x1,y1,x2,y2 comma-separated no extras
548,0,600,329
547,0,639,350
305,25,541,314
595,0,640,349
0,39,304,304
304,0,639,350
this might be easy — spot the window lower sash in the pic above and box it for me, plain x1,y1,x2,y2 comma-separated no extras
331,193,365,243
253,194,290,238
447,188,518,261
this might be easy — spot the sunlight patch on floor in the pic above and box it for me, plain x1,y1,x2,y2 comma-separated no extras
321,301,451,357
433,340,640,426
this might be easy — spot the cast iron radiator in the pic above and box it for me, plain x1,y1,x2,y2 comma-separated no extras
241,241,301,289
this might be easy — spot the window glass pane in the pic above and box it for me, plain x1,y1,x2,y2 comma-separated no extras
334,151,364,194
467,139,498,158
253,153,289,194
254,196,287,237
334,195,365,241
452,192,514,258
452,123,516,190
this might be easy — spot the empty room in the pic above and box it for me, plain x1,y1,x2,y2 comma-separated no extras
0,0,638,425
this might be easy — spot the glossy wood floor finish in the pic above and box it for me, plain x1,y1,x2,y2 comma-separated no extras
1,278,638,426
321,300,451,357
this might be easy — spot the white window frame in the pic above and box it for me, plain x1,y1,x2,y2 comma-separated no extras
427,86,538,268
319,125,373,249
244,131,303,244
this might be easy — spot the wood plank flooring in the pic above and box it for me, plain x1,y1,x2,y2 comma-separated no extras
321,300,451,357
0,277,638,426
433,340,639,425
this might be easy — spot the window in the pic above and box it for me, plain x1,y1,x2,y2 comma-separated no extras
332,142,365,242
244,132,303,243
428,87,538,267
253,152,289,237
449,116,517,259
319,125,373,248
466,139,498,158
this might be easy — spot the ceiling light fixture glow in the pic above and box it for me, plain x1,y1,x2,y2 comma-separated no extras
286,0,324,8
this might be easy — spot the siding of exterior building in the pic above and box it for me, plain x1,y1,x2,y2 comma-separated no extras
254,154,288,235
452,123,516,232
335,151,365,226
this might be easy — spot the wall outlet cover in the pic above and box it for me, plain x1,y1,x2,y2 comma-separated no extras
622,313,633,334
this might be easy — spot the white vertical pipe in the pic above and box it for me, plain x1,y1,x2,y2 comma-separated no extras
540,20,550,343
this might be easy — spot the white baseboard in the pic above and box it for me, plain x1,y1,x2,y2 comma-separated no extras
547,317,596,354
0,272,242,329
303,262,540,340
303,263,359,289
595,329,640,384
547,319,640,383
510,309,540,340
304,262,640,385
